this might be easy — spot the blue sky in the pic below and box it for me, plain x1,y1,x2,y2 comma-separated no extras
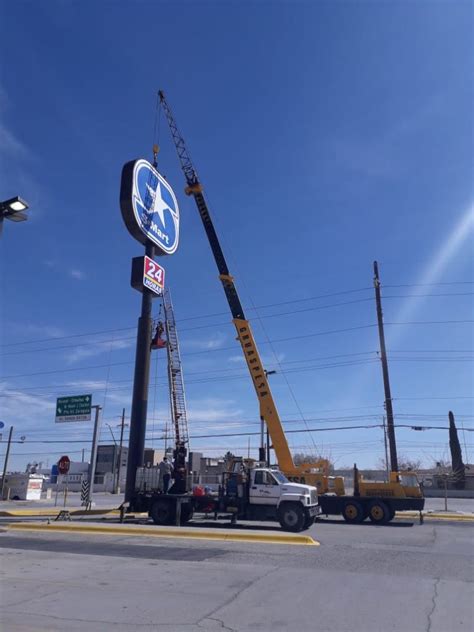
1,1,473,472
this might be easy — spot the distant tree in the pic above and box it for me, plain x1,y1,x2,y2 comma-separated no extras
376,455,422,472
432,459,451,470
449,411,466,490
293,453,334,473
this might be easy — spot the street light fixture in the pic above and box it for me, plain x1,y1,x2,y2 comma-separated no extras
0,196,30,234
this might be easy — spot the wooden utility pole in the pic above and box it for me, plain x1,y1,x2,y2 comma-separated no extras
1,426,13,500
373,261,398,472
117,408,126,494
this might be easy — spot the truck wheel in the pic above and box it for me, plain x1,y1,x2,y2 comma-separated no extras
150,499,174,525
368,501,389,524
342,500,364,523
304,513,315,529
278,503,306,532
180,505,194,524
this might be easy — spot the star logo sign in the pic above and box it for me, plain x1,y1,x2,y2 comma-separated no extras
131,160,180,255
145,182,168,228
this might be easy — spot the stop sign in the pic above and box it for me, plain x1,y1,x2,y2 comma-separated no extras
58,455,71,475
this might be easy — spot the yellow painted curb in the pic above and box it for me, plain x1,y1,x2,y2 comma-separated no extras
5,522,319,546
396,512,474,522
0,508,120,517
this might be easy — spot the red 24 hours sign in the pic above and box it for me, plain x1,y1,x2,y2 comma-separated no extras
143,256,165,296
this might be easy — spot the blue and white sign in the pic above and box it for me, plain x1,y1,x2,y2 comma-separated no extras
120,159,180,255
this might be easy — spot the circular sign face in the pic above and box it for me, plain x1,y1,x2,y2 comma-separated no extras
120,159,180,255
58,455,71,475
0,421,4,429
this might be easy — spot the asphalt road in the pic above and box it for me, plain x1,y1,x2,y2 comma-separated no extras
1,518,472,631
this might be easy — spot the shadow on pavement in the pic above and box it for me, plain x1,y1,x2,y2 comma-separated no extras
0,535,227,561
316,518,415,528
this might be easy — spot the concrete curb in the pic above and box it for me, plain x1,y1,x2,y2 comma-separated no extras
0,508,119,517
396,511,474,522
5,522,319,546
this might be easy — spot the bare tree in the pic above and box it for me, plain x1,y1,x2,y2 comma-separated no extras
377,454,422,471
293,453,334,472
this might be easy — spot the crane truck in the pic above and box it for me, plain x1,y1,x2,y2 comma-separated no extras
130,291,320,532
158,90,424,525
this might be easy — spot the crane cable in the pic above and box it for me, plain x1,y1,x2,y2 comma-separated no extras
250,299,320,456
152,93,162,168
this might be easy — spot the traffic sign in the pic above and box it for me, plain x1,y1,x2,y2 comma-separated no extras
58,455,71,475
143,256,165,296
0,421,4,429
55,394,92,423
81,478,90,504
120,159,180,255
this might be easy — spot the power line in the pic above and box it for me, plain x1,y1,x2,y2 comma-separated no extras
0,286,374,349
2,280,472,350
384,282,474,288
5,422,474,449
3,290,473,358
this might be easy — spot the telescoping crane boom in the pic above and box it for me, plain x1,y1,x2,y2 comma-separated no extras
158,90,336,490
157,92,426,524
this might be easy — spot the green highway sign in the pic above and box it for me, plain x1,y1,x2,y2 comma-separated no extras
55,394,92,423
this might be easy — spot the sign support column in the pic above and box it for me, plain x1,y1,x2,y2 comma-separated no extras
125,243,156,502
120,157,180,505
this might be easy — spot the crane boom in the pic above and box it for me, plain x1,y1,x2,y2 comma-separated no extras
159,90,296,473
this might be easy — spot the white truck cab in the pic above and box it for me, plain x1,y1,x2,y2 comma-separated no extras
246,467,320,531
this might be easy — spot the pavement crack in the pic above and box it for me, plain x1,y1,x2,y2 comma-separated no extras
426,578,441,632
198,616,236,631
197,566,277,630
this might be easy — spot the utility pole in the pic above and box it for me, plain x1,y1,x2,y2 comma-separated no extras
117,408,126,494
86,405,102,507
266,427,270,466
259,416,265,463
1,426,13,500
382,416,390,481
373,261,398,472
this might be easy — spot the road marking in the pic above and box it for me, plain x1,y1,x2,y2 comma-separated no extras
5,522,320,546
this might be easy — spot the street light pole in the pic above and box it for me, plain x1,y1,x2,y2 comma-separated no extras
0,196,30,237
106,424,118,494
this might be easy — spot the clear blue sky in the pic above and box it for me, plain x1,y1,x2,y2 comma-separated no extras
1,1,473,472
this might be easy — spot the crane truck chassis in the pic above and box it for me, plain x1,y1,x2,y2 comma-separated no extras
130,465,320,532
318,467,424,524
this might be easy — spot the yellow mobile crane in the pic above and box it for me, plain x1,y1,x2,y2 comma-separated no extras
159,91,424,523
158,90,343,496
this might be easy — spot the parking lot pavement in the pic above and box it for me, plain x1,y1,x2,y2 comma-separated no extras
1,517,472,631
